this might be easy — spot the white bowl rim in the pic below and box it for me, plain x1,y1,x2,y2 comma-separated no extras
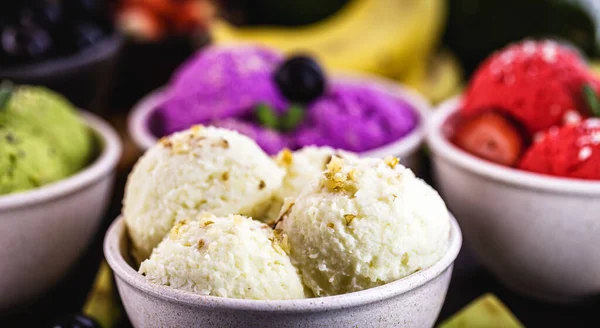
104,214,461,313
0,111,122,209
128,73,430,161
427,96,600,195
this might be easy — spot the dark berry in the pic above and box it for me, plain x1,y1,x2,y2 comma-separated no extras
72,22,105,49
274,55,326,103
51,313,101,328
20,2,64,29
1,24,53,60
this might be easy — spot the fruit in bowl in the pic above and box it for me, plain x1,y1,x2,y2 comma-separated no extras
128,44,430,172
0,0,122,113
116,0,214,41
451,40,600,178
427,40,600,302
0,83,121,310
105,124,461,327
0,0,113,65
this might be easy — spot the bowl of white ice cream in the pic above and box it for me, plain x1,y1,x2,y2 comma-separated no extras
104,125,462,328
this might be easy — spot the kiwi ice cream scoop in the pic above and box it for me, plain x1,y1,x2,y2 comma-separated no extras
0,84,93,195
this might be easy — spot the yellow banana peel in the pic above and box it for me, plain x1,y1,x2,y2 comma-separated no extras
412,51,464,105
83,261,120,328
212,0,446,80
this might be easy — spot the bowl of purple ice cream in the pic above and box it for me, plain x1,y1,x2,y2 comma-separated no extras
129,45,430,171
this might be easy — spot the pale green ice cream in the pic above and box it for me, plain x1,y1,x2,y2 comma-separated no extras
0,85,94,195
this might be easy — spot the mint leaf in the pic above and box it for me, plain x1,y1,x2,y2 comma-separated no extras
582,84,600,117
255,103,279,129
280,105,305,132
0,81,14,109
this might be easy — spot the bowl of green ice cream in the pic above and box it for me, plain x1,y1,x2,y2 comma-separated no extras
0,84,122,312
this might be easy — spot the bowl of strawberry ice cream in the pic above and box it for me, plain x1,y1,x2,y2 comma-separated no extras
129,45,429,172
427,40,600,303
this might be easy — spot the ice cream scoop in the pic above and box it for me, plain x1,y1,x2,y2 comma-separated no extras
519,118,600,179
123,125,285,262
139,213,307,300
0,85,93,195
0,128,67,194
293,82,419,152
462,40,596,134
279,156,450,296
157,45,288,136
264,146,357,224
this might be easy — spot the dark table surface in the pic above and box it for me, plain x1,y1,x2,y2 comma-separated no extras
1,144,599,328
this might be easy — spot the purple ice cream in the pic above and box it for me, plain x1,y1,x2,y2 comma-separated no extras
152,45,419,154
293,82,418,152
157,45,288,135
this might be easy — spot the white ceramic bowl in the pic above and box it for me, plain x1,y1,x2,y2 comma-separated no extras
427,97,600,303
105,215,461,328
128,75,430,173
0,112,122,312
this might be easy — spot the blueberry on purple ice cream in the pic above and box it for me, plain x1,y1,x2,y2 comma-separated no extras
156,46,288,135
152,45,419,154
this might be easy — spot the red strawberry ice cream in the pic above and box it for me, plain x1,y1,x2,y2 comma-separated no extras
462,40,596,134
453,40,600,180
519,119,600,179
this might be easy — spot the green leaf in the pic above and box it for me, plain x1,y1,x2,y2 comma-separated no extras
582,84,600,117
0,81,14,110
255,103,279,129
280,104,305,132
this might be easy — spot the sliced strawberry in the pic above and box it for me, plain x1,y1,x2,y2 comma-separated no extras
453,112,525,166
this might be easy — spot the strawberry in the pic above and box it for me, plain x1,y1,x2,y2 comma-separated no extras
462,40,597,135
519,118,600,179
453,112,525,166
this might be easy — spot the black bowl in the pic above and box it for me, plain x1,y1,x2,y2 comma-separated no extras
0,33,124,114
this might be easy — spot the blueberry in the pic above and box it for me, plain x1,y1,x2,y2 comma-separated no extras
1,24,53,60
72,22,105,49
51,313,101,328
274,55,326,103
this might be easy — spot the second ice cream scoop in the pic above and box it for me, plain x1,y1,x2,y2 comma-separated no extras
139,213,307,300
279,156,450,296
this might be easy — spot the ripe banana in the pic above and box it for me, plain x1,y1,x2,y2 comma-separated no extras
83,261,121,328
590,60,600,77
212,0,446,81
415,51,463,105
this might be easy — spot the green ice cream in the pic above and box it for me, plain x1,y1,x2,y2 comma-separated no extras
0,85,94,195
0,129,68,194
